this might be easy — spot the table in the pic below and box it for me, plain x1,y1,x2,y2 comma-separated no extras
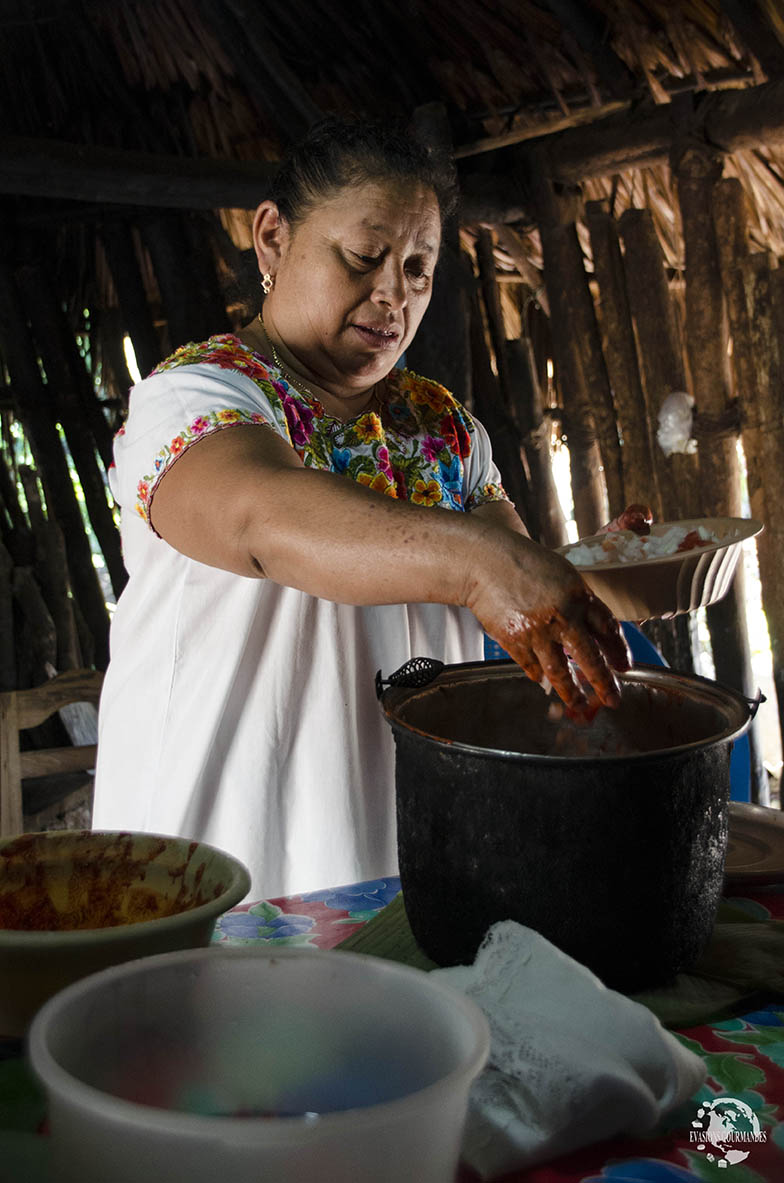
211,877,784,1183
3,879,784,1182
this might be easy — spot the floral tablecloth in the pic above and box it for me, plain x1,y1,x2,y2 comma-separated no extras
212,879,784,1183
3,880,784,1183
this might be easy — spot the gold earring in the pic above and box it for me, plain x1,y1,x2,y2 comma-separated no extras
261,272,274,296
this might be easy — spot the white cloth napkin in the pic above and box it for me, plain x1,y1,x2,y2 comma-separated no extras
432,921,706,1180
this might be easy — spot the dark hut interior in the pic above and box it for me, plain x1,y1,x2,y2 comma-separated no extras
3,0,784,826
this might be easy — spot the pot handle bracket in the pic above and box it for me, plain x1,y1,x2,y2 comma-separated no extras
744,689,766,719
375,657,445,700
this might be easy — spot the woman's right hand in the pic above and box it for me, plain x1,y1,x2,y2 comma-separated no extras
461,520,630,713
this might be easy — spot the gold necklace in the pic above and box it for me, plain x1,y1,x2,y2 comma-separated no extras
256,314,321,404
256,314,383,418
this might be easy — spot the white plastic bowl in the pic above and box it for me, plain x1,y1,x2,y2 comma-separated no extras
28,945,490,1183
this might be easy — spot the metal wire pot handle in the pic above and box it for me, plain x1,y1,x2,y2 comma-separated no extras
742,690,766,718
375,657,445,699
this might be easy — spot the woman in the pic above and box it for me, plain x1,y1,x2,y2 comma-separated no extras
93,118,629,898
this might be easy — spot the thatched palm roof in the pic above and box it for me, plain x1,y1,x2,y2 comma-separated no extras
4,0,784,275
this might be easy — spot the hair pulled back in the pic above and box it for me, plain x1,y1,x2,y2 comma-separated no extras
269,116,459,230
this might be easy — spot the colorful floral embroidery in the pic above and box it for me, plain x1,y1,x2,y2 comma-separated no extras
357,470,397,497
411,478,443,507
409,380,452,415
353,412,385,445
133,335,509,525
466,481,509,511
134,407,271,522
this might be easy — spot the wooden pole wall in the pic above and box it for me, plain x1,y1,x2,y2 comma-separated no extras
0,263,110,669
14,259,127,601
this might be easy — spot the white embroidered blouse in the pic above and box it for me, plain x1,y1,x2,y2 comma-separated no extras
92,336,509,899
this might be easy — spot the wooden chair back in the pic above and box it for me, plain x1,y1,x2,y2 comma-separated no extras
0,669,104,837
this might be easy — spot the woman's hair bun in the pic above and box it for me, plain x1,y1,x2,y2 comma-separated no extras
270,115,459,227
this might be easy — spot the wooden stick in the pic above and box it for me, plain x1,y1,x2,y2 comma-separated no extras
617,208,700,520
716,0,784,78
475,228,513,410
535,229,607,534
0,423,30,546
585,201,662,519
0,135,277,210
17,465,79,670
180,213,233,337
0,689,23,835
712,179,756,411
71,596,95,673
674,146,738,516
56,298,116,473
100,222,163,379
12,567,57,677
672,146,765,793
522,153,619,529
407,104,472,406
141,212,215,352
492,226,550,317
738,253,784,778
17,466,46,538
98,305,135,407
541,78,784,184
454,102,629,160
504,337,567,548
0,542,15,693
44,519,83,673
467,271,533,529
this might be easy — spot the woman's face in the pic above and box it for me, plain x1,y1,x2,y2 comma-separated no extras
260,179,442,401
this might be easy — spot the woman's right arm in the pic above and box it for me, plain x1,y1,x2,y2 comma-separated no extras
150,424,629,710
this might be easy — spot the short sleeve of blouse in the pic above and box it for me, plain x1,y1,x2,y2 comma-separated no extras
111,360,289,528
460,411,511,512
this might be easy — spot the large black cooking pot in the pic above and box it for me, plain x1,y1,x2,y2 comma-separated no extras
378,659,759,992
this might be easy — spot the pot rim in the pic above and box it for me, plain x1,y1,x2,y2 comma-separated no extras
379,659,756,764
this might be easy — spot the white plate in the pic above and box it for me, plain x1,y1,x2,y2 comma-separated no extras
558,517,762,621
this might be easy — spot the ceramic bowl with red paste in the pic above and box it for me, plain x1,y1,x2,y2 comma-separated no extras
0,829,250,1035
